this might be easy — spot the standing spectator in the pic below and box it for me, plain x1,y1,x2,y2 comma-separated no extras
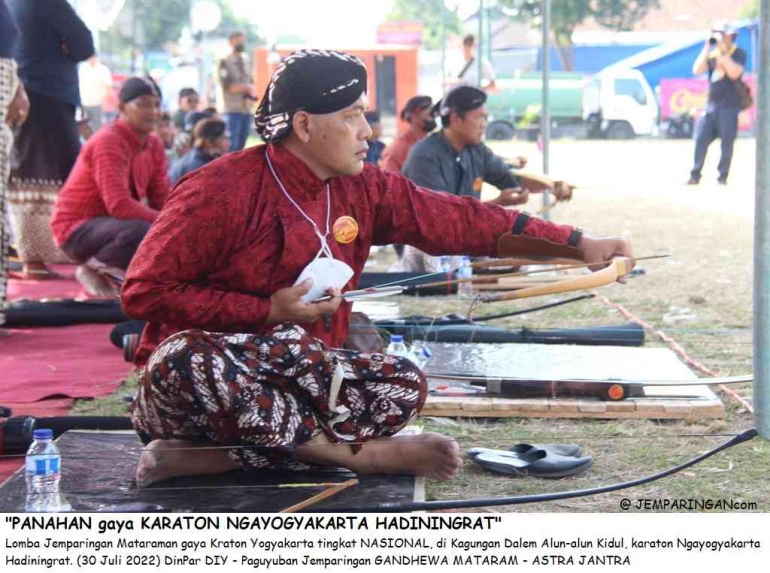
172,87,199,131
364,110,385,166
217,31,255,152
1,0,28,332
7,0,94,279
381,95,435,173
688,25,747,186
79,54,112,131
449,34,496,91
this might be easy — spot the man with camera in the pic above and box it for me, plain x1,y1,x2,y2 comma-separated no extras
687,25,747,186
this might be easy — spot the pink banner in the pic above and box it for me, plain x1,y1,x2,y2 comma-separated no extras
660,75,756,131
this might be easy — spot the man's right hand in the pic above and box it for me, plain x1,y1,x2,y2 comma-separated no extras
494,188,529,206
267,279,342,324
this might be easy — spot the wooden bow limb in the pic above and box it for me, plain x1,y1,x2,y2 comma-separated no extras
409,255,668,293
478,257,635,303
279,478,359,513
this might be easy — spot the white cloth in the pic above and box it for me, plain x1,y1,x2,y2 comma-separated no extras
79,61,113,108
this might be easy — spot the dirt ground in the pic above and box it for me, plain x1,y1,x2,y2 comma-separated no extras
75,137,768,512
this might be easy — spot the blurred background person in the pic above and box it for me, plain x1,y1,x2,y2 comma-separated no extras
7,0,94,279
172,87,199,131
1,0,28,332
169,117,230,185
364,110,385,166
449,34,496,91
78,54,112,132
217,31,255,152
688,25,747,186
154,112,176,160
381,95,435,173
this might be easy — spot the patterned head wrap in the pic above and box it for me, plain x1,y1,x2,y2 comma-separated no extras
254,49,368,143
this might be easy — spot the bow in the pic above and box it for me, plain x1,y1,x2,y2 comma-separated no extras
317,429,759,512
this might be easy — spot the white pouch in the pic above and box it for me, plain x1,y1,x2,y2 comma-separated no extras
294,243,354,303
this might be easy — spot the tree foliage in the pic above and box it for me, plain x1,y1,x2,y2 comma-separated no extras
387,0,462,50
741,0,759,19
499,0,660,70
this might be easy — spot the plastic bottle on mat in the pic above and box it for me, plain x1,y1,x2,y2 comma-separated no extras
25,429,70,512
386,335,409,357
408,340,434,369
457,256,474,296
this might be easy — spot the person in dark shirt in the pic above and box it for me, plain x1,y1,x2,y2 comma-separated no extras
169,117,230,185
364,110,385,166
172,87,199,130
403,86,527,205
688,25,747,186
7,0,94,278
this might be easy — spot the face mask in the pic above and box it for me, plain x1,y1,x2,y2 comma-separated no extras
422,118,437,133
234,44,246,53
294,242,354,303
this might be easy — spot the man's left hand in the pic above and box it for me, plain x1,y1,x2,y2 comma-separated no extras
578,235,635,283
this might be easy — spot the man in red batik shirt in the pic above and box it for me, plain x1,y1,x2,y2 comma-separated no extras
122,50,633,487
51,77,169,296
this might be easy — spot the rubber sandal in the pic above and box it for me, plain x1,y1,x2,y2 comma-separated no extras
473,450,593,478
467,443,582,460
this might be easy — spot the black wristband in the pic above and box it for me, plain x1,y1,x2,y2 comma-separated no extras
567,228,583,247
511,213,531,235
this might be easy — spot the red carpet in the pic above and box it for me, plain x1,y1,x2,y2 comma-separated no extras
0,324,130,403
0,399,73,485
1,266,133,485
7,264,91,301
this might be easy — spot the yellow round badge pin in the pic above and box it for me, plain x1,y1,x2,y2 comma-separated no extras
333,216,359,244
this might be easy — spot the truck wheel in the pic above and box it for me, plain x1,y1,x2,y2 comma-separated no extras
606,121,635,139
486,121,515,140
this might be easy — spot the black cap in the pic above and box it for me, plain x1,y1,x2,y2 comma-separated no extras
194,118,227,141
434,85,487,117
400,95,433,121
184,109,216,132
119,77,160,104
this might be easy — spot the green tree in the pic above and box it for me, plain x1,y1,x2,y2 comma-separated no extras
387,0,462,50
741,0,759,18
500,0,660,71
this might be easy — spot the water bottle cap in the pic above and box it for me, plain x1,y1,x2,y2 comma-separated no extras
33,429,53,440
390,335,403,343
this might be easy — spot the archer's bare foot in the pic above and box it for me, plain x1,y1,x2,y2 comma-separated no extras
297,432,463,481
76,265,119,297
135,439,238,488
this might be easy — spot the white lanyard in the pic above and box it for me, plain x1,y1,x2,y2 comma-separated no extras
266,150,332,257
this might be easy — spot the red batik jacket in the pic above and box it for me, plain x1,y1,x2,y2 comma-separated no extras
122,143,574,366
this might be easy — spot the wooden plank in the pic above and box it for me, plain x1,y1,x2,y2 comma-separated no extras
421,389,724,420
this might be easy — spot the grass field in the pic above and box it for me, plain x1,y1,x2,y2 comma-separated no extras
74,137,768,512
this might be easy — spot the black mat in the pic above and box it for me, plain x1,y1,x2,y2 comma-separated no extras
0,432,419,512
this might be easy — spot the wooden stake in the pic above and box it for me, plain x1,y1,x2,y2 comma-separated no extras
279,478,359,513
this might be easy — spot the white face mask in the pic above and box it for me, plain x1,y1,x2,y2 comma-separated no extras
294,238,354,303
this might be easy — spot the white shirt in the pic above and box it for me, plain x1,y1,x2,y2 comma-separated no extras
79,62,113,108
453,55,496,88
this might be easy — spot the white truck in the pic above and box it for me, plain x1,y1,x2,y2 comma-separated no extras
485,68,658,140
582,68,658,139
